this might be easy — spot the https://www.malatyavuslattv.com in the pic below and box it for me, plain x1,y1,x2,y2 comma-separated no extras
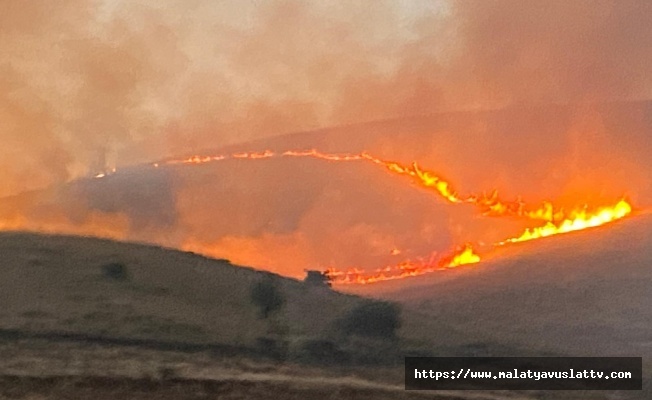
405,357,642,390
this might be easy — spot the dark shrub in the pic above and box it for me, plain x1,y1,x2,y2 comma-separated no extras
250,276,285,319
101,262,128,281
340,301,401,340
304,270,332,288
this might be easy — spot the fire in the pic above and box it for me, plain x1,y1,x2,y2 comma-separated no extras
412,163,461,203
155,148,635,284
447,243,481,267
324,196,630,284
48,148,637,284
500,199,632,244
161,149,603,223
163,150,465,204
325,244,481,284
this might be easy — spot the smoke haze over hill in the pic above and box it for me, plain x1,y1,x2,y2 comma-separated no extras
1,0,651,197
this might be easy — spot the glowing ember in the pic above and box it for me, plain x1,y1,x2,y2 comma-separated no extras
93,167,117,179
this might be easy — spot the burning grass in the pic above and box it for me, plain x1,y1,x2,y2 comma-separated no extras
156,149,634,284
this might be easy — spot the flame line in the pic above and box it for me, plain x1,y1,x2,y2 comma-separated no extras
161,149,598,223
92,149,634,284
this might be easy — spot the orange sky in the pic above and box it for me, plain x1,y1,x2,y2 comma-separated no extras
1,0,651,197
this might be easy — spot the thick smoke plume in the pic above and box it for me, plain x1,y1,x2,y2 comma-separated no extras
1,0,651,196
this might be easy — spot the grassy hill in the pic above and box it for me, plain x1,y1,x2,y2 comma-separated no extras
0,231,534,399
0,231,475,359
0,232,348,345
2,219,649,399
342,213,652,399
347,213,652,358
1,101,651,279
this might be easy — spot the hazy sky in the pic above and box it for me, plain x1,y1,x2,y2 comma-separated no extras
1,1,652,277
1,0,651,197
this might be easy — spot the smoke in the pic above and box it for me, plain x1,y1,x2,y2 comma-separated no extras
1,0,651,197
1,1,651,277
172,157,456,275
451,0,652,104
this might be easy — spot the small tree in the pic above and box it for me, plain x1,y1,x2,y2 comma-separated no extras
250,276,285,319
340,301,401,340
101,262,129,281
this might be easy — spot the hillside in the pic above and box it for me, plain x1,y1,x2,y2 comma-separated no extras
1,102,651,398
0,232,353,345
343,212,652,398
1,101,651,279
1,217,649,399
346,212,652,354
0,231,542,400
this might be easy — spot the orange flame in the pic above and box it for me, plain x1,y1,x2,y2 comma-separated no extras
70,148,637,284
447,243,481,267
325,244,481,284
499,199,632,244
163,150,465,204
161,149,604,222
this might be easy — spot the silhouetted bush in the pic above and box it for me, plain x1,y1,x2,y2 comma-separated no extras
101,262,129,281
304,270,332,288
250,276,285,319
339,301,401,340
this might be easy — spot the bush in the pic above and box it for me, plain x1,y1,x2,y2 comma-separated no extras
101,262,129,281
250,276,285,319
304,270,332,288
339,301,401,340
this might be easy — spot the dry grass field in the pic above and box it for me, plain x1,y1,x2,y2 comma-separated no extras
1,215,650,399
0,231,523,400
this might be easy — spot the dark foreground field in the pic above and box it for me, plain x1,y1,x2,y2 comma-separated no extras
1,375,524,400
0,338,539,400
1,224,650,399
0,375,424,400
0,232,540,400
